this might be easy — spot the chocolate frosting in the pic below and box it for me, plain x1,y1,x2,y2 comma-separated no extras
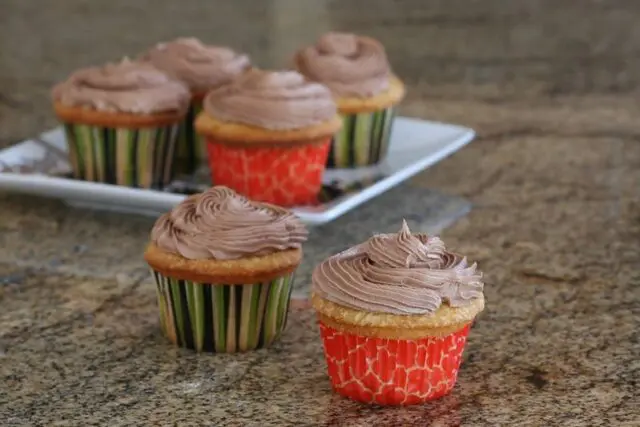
294,32,391,98
202,69,337,130
312,220,484,315
150,186,308,260
52,58,190,114
140,37,251,92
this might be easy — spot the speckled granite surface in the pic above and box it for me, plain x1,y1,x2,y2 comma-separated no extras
1,0,639,426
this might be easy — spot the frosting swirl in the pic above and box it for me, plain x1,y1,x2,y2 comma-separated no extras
150,186,308,260
52,58,190,114
312,220,484,315
294,32,391,97
203,69,337,130
140,37,251,93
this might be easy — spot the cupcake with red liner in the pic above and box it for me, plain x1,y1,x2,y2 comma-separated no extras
312,220,485,406
144,186,308,353
294,32,405,168
140,38,252,174
195,69,342,207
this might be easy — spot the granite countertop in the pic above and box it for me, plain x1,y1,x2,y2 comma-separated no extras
1,1,639,426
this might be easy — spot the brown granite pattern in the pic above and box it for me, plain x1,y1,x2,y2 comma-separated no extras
1,0,639,425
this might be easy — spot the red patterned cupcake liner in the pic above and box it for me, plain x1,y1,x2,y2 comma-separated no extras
319,321,471,406
206,138,330,207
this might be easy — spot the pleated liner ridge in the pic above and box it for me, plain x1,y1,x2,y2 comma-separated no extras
152,270,296,353
63,123,179,189
327,106,396,168
175,100,205,174
319,322,471,406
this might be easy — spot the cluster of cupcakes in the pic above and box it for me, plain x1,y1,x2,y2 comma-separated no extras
54,34,482,407
144,186,485,406
51,33,406,206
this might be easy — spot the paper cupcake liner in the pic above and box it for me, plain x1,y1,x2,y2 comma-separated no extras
318,321,471,406
174,100,206,175
206,138,331,206
151,270,295,353
62,123,179,189
327,106,396,168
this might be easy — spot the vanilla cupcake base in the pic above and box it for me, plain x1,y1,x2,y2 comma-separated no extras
327,106,396,168
195,113,342,206
152,269,295,352
145,244,302,353
54,102,184,189
312,293,484,405
63,123,178,188
312,293,484,340
318,320,471,405
329,76,405,168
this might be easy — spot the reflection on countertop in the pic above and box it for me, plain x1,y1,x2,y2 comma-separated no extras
0,0,639,425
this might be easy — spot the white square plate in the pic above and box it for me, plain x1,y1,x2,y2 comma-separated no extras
0,117,474,225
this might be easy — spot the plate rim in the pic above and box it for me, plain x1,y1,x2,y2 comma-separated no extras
0,117,475,225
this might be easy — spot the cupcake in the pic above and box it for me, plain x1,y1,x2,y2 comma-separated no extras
195,69,342,207
294,32,405,168
140,38,251,174
52,59,190,189
144,186,308,353
312,221,485,405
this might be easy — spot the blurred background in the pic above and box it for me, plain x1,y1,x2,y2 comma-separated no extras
2,0,639,148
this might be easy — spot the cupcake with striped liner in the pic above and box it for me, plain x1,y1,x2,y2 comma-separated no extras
140,38,252,175
144,186,308,353
294,32,405,168
52,58,190,189
195,69,342,207
312,220,484,405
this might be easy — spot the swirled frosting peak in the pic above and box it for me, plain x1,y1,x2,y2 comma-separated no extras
294,32,391,97
203,69,337,130
140,38,251,92
52,58,190,114
312,220,484,315
150,186,308,260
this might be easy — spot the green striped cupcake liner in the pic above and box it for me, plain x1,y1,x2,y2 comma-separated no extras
327,106,397,168
173,100,206,175
63,122,179,189
151,270,296,353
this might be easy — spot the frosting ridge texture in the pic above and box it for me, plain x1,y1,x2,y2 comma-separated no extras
52,59,190,114
294,32,391,97
141,37,251,92
203,69,337,130
312,220,484,315
151,186,308,260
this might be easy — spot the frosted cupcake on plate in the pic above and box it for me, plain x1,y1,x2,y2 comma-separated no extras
294,32,405,168
140,37,252,174
52,58,190,188
144,186,308,352
195,69,342,207
312,220,484,405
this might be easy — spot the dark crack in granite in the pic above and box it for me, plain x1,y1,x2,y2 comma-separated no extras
1,0,640,425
